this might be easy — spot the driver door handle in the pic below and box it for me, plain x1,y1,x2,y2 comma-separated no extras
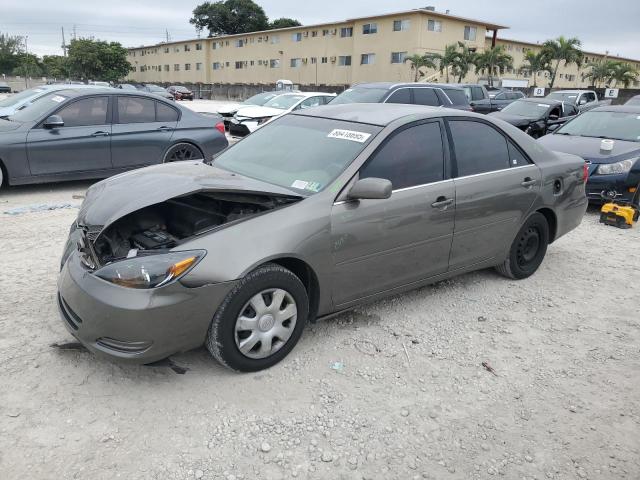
521,177,537,188
91,131,110,137
431,196,454,209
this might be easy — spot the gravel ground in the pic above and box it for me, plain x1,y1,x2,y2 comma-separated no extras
1,181,639,480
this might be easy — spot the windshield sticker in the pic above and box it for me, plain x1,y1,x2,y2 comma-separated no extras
305,182,322,193
291,180,309,190
50,95,66,103
328,129,372,143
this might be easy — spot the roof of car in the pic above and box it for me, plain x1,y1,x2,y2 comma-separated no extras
292,103,472,126
590,104,640,113
519,98,562,106
549,90,593,94
351,82,464,91
38,88,171,99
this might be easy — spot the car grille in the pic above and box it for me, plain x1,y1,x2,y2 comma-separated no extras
58,294,83,331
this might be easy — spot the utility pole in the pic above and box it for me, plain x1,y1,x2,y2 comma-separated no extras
61,26,67,56
24,35,29,89
165,29,170,43
73,24,77,40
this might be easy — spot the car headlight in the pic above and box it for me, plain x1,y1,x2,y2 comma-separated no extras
94,250,205,289
597,158,637,175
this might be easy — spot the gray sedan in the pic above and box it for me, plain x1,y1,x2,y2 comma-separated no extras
0,88,228,189
57,104,588,372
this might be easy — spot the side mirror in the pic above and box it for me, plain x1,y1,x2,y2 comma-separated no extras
43,115,64,129
347,177,392,200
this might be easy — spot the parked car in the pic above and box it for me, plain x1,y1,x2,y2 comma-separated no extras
330,82,471,110
489,98,579,138
546,90,601,112
453,84,525,114
0,89,227,189
229,92,336,136
117,83,139,91
624,95,640,106
57,103,587,371
0,84,111,118
217,91,284,130
0,82,11,94
167,85,194,101
538,105,640,203
88,81,110,87
137,84,175,101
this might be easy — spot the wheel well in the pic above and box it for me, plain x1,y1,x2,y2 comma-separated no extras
537,208,557,243
165,141,204,159
268,257,320,323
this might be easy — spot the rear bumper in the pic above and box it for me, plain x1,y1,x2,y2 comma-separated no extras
57,252,237,364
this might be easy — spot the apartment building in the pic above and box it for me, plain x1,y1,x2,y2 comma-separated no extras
126,7,640,89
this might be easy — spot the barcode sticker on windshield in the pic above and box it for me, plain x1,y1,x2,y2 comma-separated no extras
327,129,371,143
51,95,66,103
291,180,309,189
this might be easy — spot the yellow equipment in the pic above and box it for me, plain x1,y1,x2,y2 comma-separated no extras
600,202,639,229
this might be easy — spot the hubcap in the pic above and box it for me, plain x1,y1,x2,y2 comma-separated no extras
517,227,540,266
167,145,202,162
234,289,297,359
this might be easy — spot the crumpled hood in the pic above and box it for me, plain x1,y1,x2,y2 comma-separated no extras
78,161,300,231
489,112,537,127
234,106,285,119
538,135,640,164
216,103,243,114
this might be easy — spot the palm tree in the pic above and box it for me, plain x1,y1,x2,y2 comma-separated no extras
582,58,617,88
473,45,513,87
541,36,583,89
435,44,459,83
451,42,477,83
404,54,438,82
519,50,551,87
608,62,639,88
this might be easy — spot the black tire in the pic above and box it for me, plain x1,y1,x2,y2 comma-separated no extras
496,212,549,280
163,143,204,163
206,263,309,372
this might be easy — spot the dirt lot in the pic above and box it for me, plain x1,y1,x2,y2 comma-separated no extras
1,181,639,480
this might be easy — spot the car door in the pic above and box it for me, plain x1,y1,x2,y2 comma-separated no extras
295,96,325,111
447,118,541,270
384,88,412,104
110,96,178,168
26,95,112,176
330,120,455,307
412,87,440,107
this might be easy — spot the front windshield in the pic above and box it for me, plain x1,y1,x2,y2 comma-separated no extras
245,92,279,106
501,100,550,117
0,87,47,108
556,111,640,142
214,115,381,194
8,91,69,122
547,92,578,104
263,94,305,110
331,87,388,105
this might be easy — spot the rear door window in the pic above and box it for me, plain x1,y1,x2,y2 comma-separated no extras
360,122,444,189
448,120,510,177
471,86,485,100
385,88,411,104
117,96,156,123
413,88,440,106
156,102,179,122
442,89,469,106
507,140,530,167
55,97,109,127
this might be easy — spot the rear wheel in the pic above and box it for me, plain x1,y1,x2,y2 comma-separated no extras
163,143,204,163
496,212,549,279
206,263,308,372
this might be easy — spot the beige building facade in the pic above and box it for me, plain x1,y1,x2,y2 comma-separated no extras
126,8,640,89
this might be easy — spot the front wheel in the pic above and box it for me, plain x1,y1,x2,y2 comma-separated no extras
206,263,309,372
496,212,549,279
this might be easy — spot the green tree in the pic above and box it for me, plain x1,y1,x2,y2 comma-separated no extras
42,55,69,79
67,38,131,82
269,18,302,29
404,53,438,82
541,36,583,89
435,44,459,83
474,45,513,87
581,58,616,88
12,53,43,78
519,50,551,87
608,62,638,88
190,0,269,36
0,32,25,74
451,42,477,83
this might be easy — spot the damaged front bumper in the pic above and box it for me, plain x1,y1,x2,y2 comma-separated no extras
57,250,237,364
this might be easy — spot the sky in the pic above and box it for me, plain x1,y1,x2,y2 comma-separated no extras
3,0,640,60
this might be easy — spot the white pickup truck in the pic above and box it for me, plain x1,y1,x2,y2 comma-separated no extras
546,90,607,112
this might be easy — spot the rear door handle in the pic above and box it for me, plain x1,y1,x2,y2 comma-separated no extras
431,196,454,209
157,126,173,131
521,177,537,188
91,131,110,137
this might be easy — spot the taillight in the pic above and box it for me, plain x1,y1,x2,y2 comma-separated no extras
582,163,589,183
215,122,225,135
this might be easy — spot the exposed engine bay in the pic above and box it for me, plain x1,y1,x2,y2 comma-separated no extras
92,191,300,265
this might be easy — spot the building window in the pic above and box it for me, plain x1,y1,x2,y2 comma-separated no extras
213,62,221,70
361,53,376,65
338,55,352,66
196,62,202,70
164,47,169,53
164,64,169,71
362,23,378,35
464,26,477,41
270,59,280,68
196,43,202,50
393,20,410,32
427,19,442,32
292,33,302,42
185,63,191,70
271,35,280,44
212,42,218,50
340,27,353,38
235,39,244,47
290,58,302,68
174,64,180,71
391,51,408,64
184,44,191,52
235,61,244,69
321,57,328,64
310,57,317,64
312,31,318,37
132,66,137,72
